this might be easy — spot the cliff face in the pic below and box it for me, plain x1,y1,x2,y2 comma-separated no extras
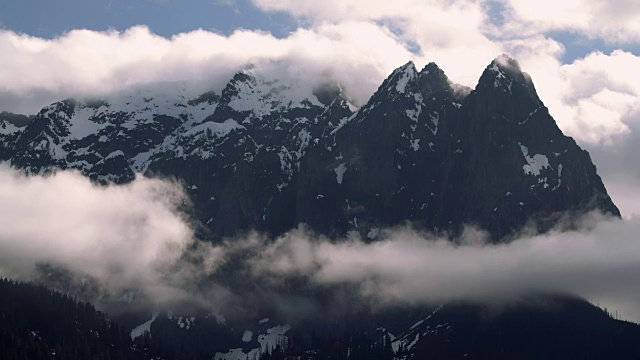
295,55,618,239
3,55,618,241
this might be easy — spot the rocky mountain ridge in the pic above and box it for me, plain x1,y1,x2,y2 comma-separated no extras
0,55,619,241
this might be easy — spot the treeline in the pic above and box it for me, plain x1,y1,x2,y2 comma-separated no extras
258,331,396,360
0,278,396,360
0,278,208,360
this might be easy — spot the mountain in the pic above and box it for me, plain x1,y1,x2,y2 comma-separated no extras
0,56,633,358
122,294,640,360
0,111,31,160
297,56,618,239
5,277,639,360
0,278,208,360
385,295,640,359
0,55,618,241
0,111,33,127
308,295,640,360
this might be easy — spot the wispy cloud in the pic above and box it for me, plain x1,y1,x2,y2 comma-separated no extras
1,165,640,322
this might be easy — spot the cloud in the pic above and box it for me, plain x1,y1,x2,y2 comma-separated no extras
502,46,640,146
252,0,503,85
0,23,415,114
500,0,640,43
558,51,640,142
0,1,505,115
246,0,640,147
0,165,226,310
248,215,640,322
586,117,640,219
1,165,640,323
509,48,640,219
1,1,638,150
2,0,637,150
1,2,640,317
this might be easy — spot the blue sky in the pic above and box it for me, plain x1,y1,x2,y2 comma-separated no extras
1,0,638,65
552,31,640,63
1,0,640,169
0,0,297,38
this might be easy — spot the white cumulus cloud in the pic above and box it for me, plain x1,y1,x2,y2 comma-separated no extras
501,0,640,43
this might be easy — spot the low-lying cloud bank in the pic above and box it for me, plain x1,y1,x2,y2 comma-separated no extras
249,218,640,321
1,166,640,322
0,165,225,309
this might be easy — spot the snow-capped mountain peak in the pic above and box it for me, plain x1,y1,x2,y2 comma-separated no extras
1,56,619,240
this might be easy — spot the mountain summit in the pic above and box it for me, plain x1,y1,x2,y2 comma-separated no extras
1,56,618,240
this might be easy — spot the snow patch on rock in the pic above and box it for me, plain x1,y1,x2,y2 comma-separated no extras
334,163,347,184
520,144,550,176
130,311,160,340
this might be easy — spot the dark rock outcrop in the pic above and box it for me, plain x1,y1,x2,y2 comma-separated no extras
2,55,618,241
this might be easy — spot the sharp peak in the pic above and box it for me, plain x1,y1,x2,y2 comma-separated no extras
233,68,257,80
225,67,265,91
487,54,523,74
41,98,78,111
419,62,450,81
60,98,78,104
416,61,459,98
477,54,529,87
393,60,418,73
420,62,443,73
232,65,295,85
476,54,542,101
385,60,418,83
228,64,262,83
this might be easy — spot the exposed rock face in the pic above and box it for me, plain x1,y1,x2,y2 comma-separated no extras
296,55,618,239
1,55,618,241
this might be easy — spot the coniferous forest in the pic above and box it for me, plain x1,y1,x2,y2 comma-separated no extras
0,278,205,360
4,277,640,359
